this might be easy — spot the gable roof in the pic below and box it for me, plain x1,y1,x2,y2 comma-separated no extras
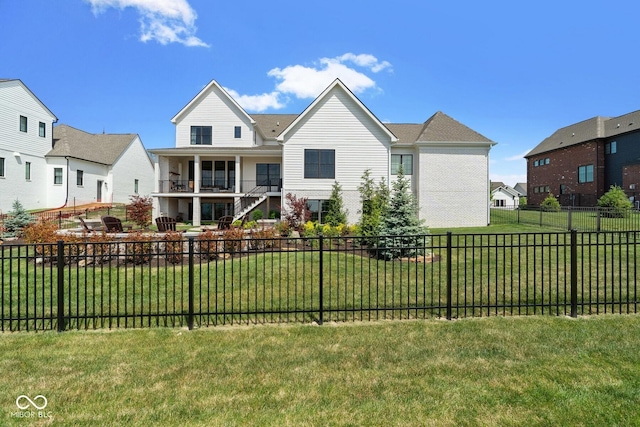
48,124,140,165
491,181,505,191
526,110,640,158
276,79,398,143
416,111,493,143
491,184,521,198
171,79,255,125
0,79,58,121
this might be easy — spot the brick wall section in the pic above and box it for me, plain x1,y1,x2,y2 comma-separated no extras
527,140,605,206
622,164,640,201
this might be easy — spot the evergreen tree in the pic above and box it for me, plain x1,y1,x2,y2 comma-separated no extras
3,199,34,237
377,168,429,259
357,169,388,244
324,181,347,226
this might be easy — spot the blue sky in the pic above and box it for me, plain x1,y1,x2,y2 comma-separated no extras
2,0,640,186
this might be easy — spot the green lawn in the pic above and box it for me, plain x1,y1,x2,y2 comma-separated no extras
1,315,640,426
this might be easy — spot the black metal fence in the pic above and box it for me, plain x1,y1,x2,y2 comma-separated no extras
1,231,638,332
491,206,640,231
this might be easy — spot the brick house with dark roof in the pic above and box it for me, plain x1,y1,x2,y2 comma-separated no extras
525,110,640,206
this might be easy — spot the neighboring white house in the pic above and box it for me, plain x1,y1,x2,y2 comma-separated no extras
150,78,496,228
47,124,155,207
491,183,523,208
0,79,58,213
0,79,154,212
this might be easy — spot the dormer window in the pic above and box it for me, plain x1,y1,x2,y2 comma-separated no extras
190,126,212,145
234,126,241,138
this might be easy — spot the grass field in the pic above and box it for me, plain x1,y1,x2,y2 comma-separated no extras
1,315,640,426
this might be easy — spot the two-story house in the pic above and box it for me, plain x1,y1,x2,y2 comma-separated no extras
0,79,58,213
150,79,496,228
0,79,154,212
526,110,640,206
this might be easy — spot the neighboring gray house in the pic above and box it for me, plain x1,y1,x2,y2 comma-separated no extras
47,124,155,206
514,182,527,197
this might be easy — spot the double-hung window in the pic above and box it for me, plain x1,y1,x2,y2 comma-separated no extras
578,165,594,183
54,167,63,185
304,149,335,179
391,154,413,175
190,126,212,145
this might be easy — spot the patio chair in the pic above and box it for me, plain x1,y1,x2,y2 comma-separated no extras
79,216,103,233
101,216,124,233
155,216,178,232
217,215,234,230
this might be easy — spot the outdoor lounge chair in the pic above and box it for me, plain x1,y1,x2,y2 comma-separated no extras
79,216,103,233
217,215,233,230
101,216,124,233
155,216,178,232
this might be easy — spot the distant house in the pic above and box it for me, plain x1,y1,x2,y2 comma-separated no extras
150,78,496,228
0,79,58,213
48,124,155,207
514,182,527,198
526,110,640,206
0,79,154,212
491,183,522,208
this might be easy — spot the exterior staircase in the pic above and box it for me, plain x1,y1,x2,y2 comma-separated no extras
233,185,270,221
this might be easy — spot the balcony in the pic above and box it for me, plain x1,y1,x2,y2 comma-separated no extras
158,179,281,195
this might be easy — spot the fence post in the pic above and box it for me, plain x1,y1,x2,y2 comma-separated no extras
570,229,578,318
58,211,62,229
596,209,601,232
188,237,194,330
318,235,324,325
57,240,65,332
567,207,572,231
539,207,543,227
446,232,452,320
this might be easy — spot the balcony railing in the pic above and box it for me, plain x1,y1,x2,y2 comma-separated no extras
158,179,281,194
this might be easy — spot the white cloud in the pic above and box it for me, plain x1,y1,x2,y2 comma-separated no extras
224,88,284,112
267,53,392,99
86,0,208,47
226,53,392,112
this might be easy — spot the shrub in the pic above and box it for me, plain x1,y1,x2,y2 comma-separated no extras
268,210,280,219
597,185,633,218
275,221,291,237
123,232,155,264
197,230,221,261
162,231,184,264
127,195,152,229
357,170,389,247
540,193,561,212
249,227,279,250
22,220,83,263
220,227,246,254
251,210,264,221
283,193,310,232
3,199,34,237
84,232,118,264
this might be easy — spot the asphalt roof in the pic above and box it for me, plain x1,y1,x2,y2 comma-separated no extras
48,124,138,165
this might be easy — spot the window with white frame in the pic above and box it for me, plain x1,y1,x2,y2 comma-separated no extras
54,167,63,185
234,126,241,138
39,122,46,137
77,170,84,186
0,157,5,177
25,162,31,180
20,115,27,132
